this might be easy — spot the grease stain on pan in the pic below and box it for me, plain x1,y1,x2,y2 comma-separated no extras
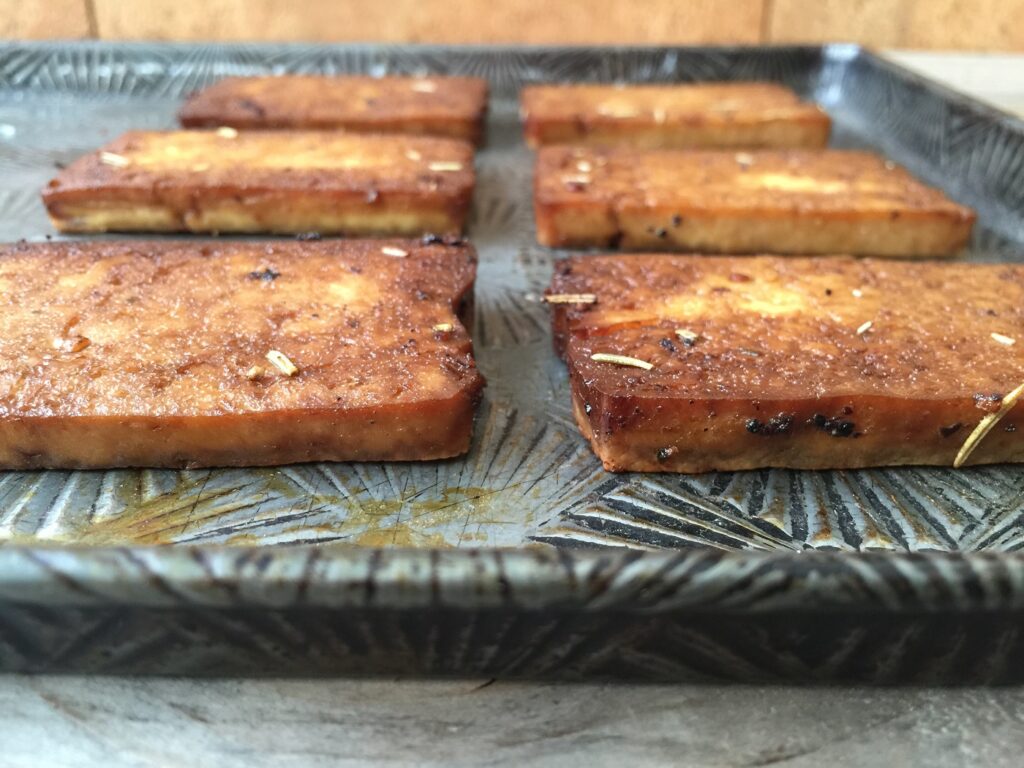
29,469,510,548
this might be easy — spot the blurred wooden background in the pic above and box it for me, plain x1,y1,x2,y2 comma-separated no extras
1,0,1022,50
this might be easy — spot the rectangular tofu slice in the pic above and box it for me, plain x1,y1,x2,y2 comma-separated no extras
179,75,489,145
43,131,475,235
521,83,830,149
0,239,484,469
548,254,1024,473
534,148,975,257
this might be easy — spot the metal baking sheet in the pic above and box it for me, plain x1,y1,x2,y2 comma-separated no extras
2,42,1024,682
1,42,1021,553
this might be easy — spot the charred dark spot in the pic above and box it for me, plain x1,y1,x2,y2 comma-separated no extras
248,267,280,281
659,338,676,353
346,317,360,328
889,210,901,220
295,231,321,241
656,446,676,462
825,288,833,296
421,233,444,245
671,214,683,227
608,232,624,249
648,226,668,239
1006,423,1018,433
350,265,363,274
748,413,793,436
939,422,963,438
237,98,266,118
415,289,430,301
809,413,856,437
841,405,854,415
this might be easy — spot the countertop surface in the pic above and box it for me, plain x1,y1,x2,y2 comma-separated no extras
3,50,1024,768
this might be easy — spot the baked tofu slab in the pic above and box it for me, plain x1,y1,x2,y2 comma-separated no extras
548,254,1024,473
0,239,483,469
180,75,489,145
43,131,475,236
521,82,830,149
535,148,975,256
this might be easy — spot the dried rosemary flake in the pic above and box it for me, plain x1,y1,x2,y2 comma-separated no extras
215,126,239,139
99,151,130,168
590,353,653,371
381,246,409,258
954,381,1024,468
856,320,873,335
991,332,1016,346
675,329,699,344
433,322,454,333
265,350,298,377
52,335,90,353
405,149,423,162
427,161,464,172
544,293,597,304
245,365,264,380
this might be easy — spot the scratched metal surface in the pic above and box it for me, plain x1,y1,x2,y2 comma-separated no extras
0,43,1023,552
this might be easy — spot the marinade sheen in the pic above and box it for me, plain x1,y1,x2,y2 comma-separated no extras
534,147,975,256
0,239,483,469
548,254,1024,472
43,130,475,236
180,75,489,145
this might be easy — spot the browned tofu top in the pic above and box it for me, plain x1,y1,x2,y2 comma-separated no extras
521,82,822,122
549,254,1024,401
0,239,481,418
536,147,974,219
44,131,475,205
179,75,488,130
